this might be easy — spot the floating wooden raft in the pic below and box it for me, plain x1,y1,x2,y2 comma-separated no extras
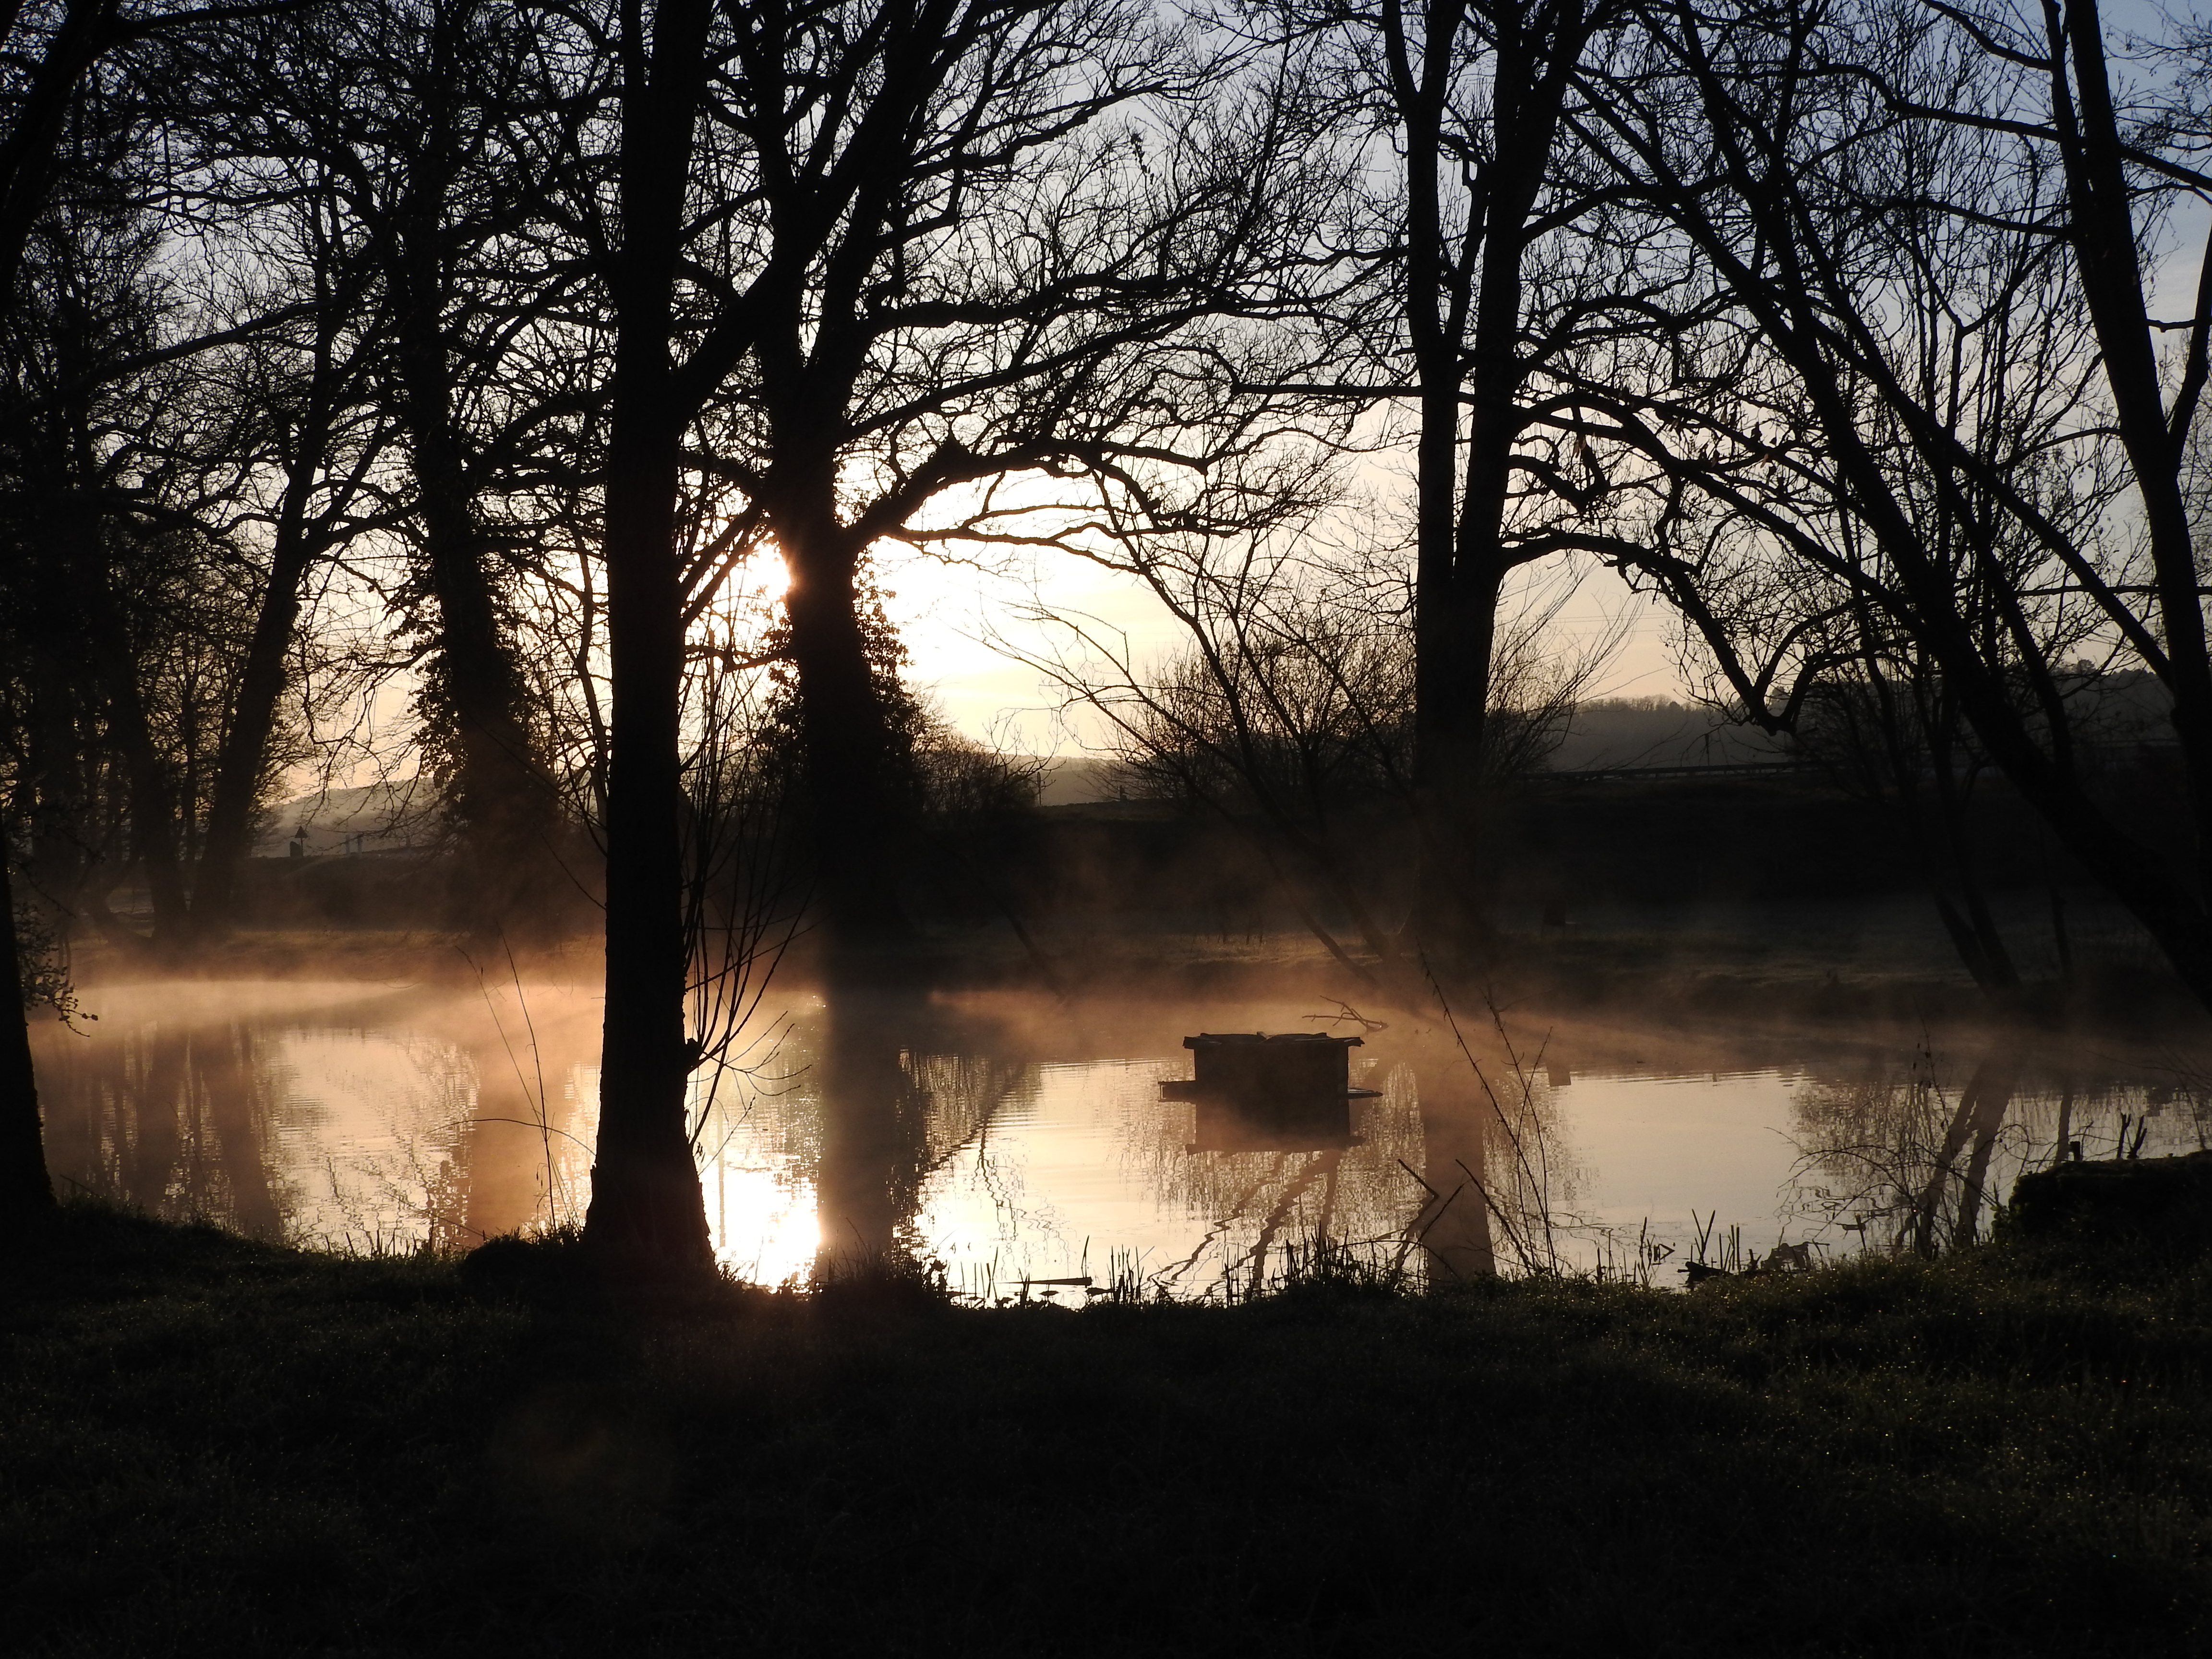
1160,1032,1381,1151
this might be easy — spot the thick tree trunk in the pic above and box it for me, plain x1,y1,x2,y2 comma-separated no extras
388,7,567,940
581,0,714,1270
1399,0,1588,962
780,504,910,949
0,5,128,1215
0,840,55,1219
404,402,566,938
79,554,188,947
1395,0,1477,959
1419,558,1503,952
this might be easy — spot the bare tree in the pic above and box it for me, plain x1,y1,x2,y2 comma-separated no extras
0,86,299,953
1558,0,2212,1014
668,0,1322,948
1010,526,1614,984
582,0,1333,1263
158,0,613,938
584,0,718,1263
1214,0,1673,956
168,157,401,939
0,0,324,1216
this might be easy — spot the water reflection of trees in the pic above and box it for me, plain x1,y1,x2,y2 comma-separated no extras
1120,1057,1427,1295
804,989,1040,1269
38,1019,287,1237
83,979,2212,1288
1789,1050,2212,1256
33,985,607,1251
786,998,1502,1298
295,1028,480,1253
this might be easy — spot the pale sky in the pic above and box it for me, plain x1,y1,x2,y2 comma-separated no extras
872,540,1689,757
313,0,2209,783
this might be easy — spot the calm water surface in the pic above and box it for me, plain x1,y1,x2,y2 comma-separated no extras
35,977,2211,1293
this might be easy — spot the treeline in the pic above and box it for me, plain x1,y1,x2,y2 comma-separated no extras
6,0,2212,1260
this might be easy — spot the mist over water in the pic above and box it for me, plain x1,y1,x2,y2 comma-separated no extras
36,974,2210,1291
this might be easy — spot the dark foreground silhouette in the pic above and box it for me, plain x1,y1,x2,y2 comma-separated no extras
4,1204,2209,1658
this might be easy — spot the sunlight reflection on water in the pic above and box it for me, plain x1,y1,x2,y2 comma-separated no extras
34,980,2211,1291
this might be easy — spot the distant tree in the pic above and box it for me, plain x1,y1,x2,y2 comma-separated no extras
0,7,407,957
169,165,399,941
368,0,587,936
0,90,291,953
1016,534,1612,983
663,0,1311,948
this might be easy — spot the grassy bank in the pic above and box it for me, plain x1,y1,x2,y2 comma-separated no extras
4,1207,2209,1657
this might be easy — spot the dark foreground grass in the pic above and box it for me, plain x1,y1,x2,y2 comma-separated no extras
4,1207,2210,1658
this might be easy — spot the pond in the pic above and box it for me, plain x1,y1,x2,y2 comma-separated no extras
33,975,2212,1295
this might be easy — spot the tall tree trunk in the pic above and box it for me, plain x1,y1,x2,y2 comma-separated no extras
0,12,166,1153
1392,0,1479,957
2050,0,2212,902
389,1,566,939
0,834,55,1219
51,301,188,947
79,551,188,946
1395,0,1590,961
779,498,910,950
581,0,714,1268
0,0,116,301
399,370,565,937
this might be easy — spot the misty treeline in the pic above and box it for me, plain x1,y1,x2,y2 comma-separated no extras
4,0,2212,1259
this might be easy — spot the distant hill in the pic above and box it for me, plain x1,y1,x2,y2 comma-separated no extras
1038,757,1123,806
256,780,440,857
1550,674,2174,775
1546,699,1791,773
255,676,2171,845
1034,708,1789,805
